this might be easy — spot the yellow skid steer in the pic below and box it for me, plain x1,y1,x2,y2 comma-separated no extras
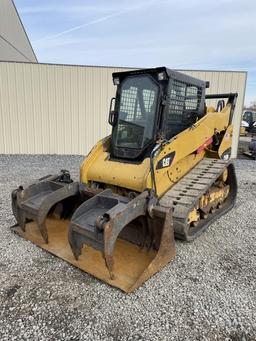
11,67,237,292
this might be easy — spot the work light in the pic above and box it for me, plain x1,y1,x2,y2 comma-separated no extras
113,77,120,85
157,71,167,81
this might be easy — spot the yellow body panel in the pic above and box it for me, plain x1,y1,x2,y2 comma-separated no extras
218,125,233,158
148,152,205,197
80,104,232,198
80,137,150,192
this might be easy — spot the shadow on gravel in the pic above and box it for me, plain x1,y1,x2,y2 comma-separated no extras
5,284,21,298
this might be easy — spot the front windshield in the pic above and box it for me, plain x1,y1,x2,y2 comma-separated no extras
114,75,159,149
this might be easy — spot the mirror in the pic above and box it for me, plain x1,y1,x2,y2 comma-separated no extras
109,110,118,126
108,97,117,126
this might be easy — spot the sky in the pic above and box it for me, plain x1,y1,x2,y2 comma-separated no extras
15,0,255,106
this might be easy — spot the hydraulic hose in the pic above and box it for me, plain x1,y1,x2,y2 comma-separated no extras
150,143,162,197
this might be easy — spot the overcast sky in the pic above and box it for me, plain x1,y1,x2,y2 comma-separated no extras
15,0,255,105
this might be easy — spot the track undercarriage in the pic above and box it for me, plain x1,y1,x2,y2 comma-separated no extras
161,158,237,241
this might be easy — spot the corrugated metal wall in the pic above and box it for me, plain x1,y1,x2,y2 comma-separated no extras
0,62,246,156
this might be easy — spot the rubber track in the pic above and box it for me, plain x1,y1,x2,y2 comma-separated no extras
159,158,237,241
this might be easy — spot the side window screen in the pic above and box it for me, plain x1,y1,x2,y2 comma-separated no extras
185,86,199,110
165,80,202,123
166,80,186,122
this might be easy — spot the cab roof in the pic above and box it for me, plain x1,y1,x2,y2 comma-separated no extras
112,67,207,89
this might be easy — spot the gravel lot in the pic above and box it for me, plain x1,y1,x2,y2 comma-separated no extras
0,155,255,341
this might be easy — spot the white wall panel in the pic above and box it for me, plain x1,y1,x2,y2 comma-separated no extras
0,62,246,156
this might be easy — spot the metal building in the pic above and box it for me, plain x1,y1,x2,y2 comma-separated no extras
0,0,37,63
0,62,247,156
0,1,247,157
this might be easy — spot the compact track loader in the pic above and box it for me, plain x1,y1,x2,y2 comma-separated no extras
12,67,238,292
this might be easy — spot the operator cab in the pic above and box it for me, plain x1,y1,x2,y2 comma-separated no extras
109,67,206,161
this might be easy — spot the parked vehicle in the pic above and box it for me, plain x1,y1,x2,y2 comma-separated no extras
242,110,256,133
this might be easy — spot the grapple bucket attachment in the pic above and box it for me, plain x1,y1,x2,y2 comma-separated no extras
11,176,176,292
67,189,176,291
12,171,79,242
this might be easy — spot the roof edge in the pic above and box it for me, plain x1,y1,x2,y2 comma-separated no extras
11,0,38,62
0,60,248,74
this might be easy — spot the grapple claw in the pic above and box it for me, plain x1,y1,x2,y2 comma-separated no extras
11,172,79,243
104,253,115,280
38,222,48,244
12,177,176,292
68,189,176,290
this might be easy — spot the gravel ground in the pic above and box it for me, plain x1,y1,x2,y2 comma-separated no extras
0,155,255,341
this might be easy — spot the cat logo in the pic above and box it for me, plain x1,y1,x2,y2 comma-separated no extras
162,157,171,167
156,151,175,170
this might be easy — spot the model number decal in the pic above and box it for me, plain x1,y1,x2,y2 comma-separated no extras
156,151,175,170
